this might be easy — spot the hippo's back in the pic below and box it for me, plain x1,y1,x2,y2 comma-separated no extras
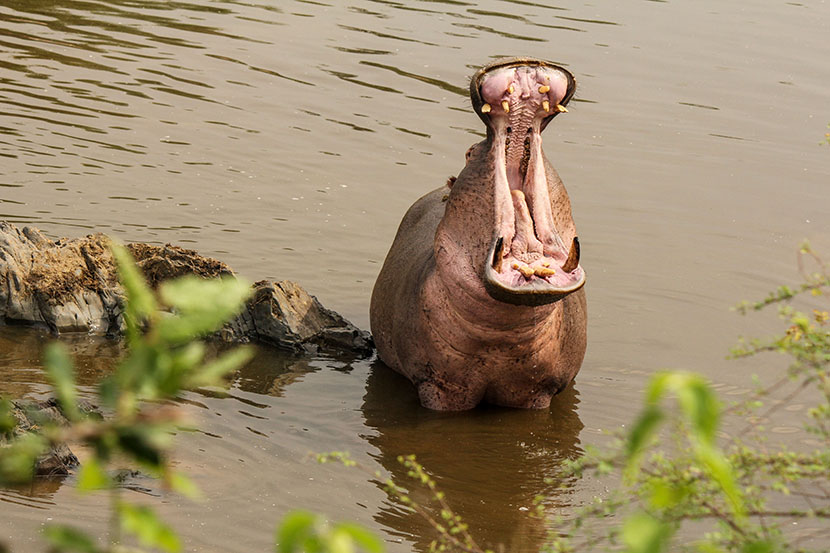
370,185,449,373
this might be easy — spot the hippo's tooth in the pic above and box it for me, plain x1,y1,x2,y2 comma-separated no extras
538,85,550,94
492,236,505,273
542,261,550,268
555,104,568,113
501,100,510,113
542,100,550,113
481,103,492,113
534,266,556,277
561,237,580,273
508,84,515,94
517,264,535,279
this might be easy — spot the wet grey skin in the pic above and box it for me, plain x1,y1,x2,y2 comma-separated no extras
370,58,587,411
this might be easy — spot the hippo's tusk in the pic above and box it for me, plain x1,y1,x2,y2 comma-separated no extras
492,236,504,273
502,100,510,113
542,100,550,112
561,237,580,273
555,104,568,113
534,266,556,277
481,103,492,113
538,85,550,94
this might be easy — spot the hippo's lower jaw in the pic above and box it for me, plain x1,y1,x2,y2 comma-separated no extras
472,59,586,305
484,236,583,306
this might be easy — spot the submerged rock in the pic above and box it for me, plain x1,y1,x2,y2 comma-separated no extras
0,222,372,356
2,398,81,476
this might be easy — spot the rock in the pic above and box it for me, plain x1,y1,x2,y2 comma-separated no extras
2,398,81,476
223,280,373,355
0,222,372,357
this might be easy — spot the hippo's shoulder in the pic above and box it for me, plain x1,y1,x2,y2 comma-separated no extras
391,185,449,242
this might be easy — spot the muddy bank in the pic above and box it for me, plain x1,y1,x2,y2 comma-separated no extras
0,222,372,356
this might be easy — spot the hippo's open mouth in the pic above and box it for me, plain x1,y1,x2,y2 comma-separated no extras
471,59,586,304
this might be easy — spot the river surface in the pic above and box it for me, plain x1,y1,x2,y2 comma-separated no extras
1,1,829,551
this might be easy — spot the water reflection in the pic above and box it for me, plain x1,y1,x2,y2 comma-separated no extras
361,362,583,552
0,326,121,398
230,347,357,397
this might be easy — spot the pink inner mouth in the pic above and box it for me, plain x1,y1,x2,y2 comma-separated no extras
478,63,584,294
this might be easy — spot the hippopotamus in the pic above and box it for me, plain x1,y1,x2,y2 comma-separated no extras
370,58,587,410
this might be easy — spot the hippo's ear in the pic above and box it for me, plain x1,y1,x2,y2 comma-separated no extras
465,144,475,162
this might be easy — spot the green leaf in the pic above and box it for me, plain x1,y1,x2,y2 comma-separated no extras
326,530,355,553
0,398,15,436
624,405,663,481
110,241,157,318
741,540,775,553
676,377,720,445
116,426,167,470
119,502,182,553
158,276,251,343
646,480,689,510
0,433,48,484
695,443,744,516
44,342,81,422
621,512,672,553
168,471,202,500
332,523,384,553
43,525,103,553
186,346,254,389
77,456,111,492
276,511,318,553
625,405,663,459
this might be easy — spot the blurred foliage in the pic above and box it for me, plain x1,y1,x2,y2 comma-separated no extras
276,510,384,553
543,243,830,553
0,241,254,552
0,242,382,553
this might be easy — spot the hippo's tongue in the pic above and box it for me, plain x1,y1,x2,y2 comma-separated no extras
510,189,543,264
473,60,585,302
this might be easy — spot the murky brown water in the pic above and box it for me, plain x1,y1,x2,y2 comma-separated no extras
1,0,829,551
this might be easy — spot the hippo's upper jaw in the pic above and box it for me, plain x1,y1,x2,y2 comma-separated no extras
471,59,585,305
